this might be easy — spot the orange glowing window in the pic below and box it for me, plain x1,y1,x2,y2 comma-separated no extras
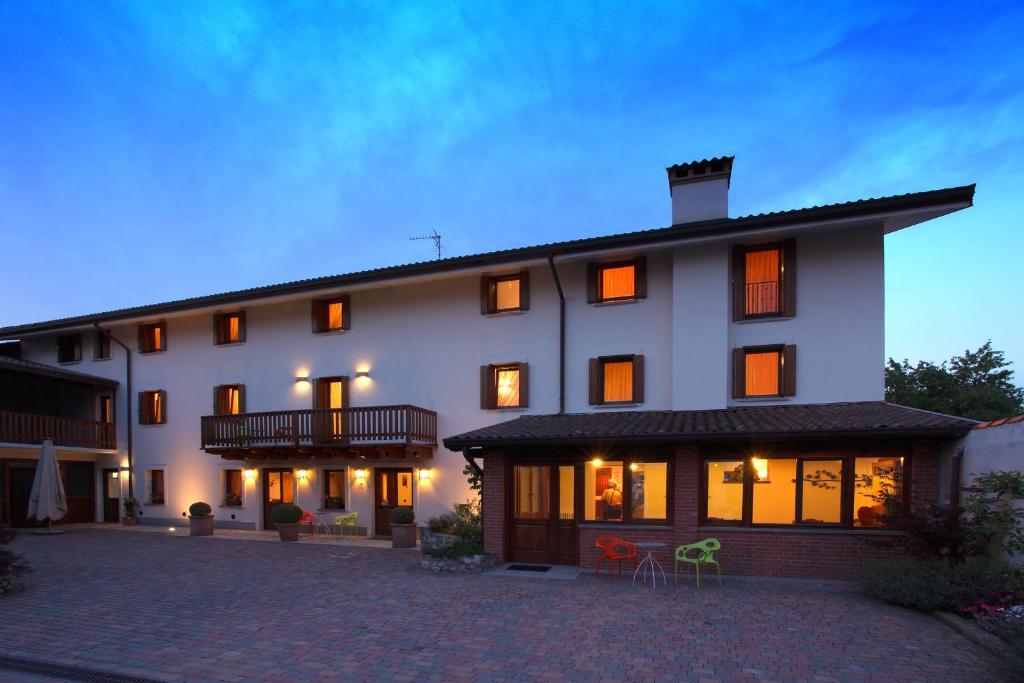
482,272,529,314
496,367,521,407
603,360,634,402
313,297,350,332
140,390,166,425
600,265,636,300
744,247,782,315
215,385,243,415
745,351,781,396
139,322,166,353
214,312,245,345
495,278,521,311
482,363,528,409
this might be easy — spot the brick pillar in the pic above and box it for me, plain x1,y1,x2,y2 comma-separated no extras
675,443,700,547
481,450,506,563
910,439,941,514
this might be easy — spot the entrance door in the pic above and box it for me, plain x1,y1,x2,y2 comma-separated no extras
102,469,120,522
374,469,413,537
263,469,294,530
509,464,578,565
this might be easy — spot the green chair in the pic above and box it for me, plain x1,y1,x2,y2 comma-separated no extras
674,538,721,587
332,512,358,536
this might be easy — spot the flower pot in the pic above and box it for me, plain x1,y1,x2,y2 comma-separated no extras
391,523,417,549
276,522,301,542
189,515,214,537
121,517,138,526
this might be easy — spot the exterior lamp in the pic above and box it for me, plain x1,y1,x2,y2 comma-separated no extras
590,458,603,467
355,370,370,379
295,374,310,383
751,457,769,482
296,469,309,481
418,468,431,482
354,468,367,482
111,471,119,479
243,468,257,482
629,463,639,472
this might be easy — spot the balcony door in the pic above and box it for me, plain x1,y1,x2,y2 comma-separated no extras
313,376,349,442
509,464,578,565
262,468,294,530
374,468,413,537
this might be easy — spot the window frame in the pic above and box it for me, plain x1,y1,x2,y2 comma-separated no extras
223,468,243,507
480,362,528,409
138,390,167,425
588,354,645,405
732,345,796,399
93,330,112,360
699,452,909,530
481,272,530,314
311,296,350,333
147,468,166,505
733,239,796,321
97,395,114,424
213,311,246,346
213,384,245,416
582,456,673,525
322,468,347,510
587,256,647,304
57,334,82,364
138,322,167,354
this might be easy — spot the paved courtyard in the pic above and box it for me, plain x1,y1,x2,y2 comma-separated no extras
0,529,997,682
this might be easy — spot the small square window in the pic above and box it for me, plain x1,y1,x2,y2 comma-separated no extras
733,345,795,399
214,312,245,345
323,469,346,509
481,363,528,409
93,331,111,360
481,272,529,314
214,385,244,415
312,297,349,333
57,334,82,363
589,257,646,303
588,355,644,405
139,390,166,425
138,322,166,353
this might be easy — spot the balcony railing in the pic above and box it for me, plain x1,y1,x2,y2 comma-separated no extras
745,280,782,317
0,410,117,450
200,405,438,450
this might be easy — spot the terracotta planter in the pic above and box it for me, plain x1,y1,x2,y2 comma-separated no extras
391,523,417,549
276,522,301,542
121,517,139,526
189,515,214,537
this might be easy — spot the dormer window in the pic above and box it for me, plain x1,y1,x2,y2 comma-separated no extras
733,240,795,320
312,296,350,333
138,322,166,354
588,257,647,303
481,272,530,314
214,312,246,345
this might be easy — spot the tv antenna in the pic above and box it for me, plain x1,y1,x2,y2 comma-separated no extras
410,229,442,260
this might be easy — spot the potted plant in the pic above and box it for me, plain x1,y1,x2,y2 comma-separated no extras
122,497,139,526
188,502,214,536
272,503,303,542
223,492,242,507
324,496,344,510
391,506,417,548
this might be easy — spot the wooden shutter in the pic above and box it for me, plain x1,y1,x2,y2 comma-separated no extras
311,301,323,333
480,276,495,314
782,345,797,396
340,296,351,330
138,391,148,425
156,323,166,351
732,245,746,321
587,263,599,304
731,348,746,399
157,390,167,423
236,384,246,413
634,257,647,299
137,325,145,353
236,311,247,343
339,377,350,408
782,238,797,317
213,315,223,345
632,355,645,404
588,358,602,405
312,378,322,409
213,386,222,415
480,365,493,409
519,271,530,311
518,363,529,407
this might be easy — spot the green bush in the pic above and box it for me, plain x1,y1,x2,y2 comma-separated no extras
391,506,415,525
1,528,30,596
426,500,481,544
859,558,1007,612
424,539,486,559
188,502,212,517
271,503,303,524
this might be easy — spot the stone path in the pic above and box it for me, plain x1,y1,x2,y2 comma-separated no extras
0,529,998,682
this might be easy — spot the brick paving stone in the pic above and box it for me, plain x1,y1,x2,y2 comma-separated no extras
0,529,1002,682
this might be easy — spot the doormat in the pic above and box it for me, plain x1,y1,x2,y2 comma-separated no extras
507,564,551,572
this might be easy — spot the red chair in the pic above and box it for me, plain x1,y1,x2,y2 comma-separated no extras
299,510,328,536
595,534,638,576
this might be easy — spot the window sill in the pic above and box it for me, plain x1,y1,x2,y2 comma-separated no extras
58,360,82,366
486,406,528,412
214,341,246,348
139,423,167,427
592,298,641,307
580,522,672,531
317,509,348,514
732,396,791,403
139,349,167,355
313,329,348,336
92,357,112,362
219,505,245,510
592,403,642,410
484,310,527,318
734,315,793,325
697,525,905,536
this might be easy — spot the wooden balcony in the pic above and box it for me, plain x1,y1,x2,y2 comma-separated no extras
0,410,117,450
200,405,437,460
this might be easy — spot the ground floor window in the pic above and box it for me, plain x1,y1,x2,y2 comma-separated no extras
147,469,165,505
702,453,905,528
323,469,345,509
223,469,242,506
584,458,669,524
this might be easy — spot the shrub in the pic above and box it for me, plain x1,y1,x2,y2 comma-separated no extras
859,558,1008,612
424,539,486,559
391,506,415,525
0,528,30,596
271,503,303,524
188,502,212,517
122,497,139,518
426,500,481,544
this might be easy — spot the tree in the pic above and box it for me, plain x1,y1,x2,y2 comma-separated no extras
886,341,1024,421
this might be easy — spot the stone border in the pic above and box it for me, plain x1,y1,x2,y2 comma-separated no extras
421,553,496,573
932,611,1012,656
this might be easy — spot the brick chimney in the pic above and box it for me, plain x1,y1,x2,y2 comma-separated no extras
666,156,733,224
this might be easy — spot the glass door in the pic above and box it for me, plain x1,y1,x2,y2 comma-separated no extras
509,464,577,565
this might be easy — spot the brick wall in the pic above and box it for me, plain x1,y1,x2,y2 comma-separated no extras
481,450,506,564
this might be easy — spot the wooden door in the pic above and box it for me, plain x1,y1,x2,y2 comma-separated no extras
63,461,95,523
374,468,413,537
509,464,578,565
102,468,120,522
263,468,294,530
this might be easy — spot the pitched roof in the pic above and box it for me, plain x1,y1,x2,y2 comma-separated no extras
975,414,1024,430
0,184,974,337
0,355,119,388
443,401,977,450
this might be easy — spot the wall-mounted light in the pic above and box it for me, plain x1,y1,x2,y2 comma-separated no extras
295,374,310,383
243,468,257,482
751,457,769,482
590,458,603,467
111,471,120,479
355,370,370,379
418,468,432,482
629,463,639,472
295,469,309,481
354,468,367,482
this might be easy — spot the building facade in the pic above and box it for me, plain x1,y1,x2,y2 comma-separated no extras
0,157,978,578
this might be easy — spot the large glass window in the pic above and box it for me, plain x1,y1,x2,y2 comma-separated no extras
323,469,345,509
801,460,842,524
853,456,904,527
584,459,670,524
630,462,668,521
752,458,796,524
705,460,745,523
558,466,575,520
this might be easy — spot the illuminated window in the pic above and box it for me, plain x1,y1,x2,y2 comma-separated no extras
584,459,670,523
853,457,904,527
481,363,527,409
514,466,550,519
705,460,745,523
752,458,796,524
214,311,246,345
312,296,350,333
93,330,111,360
97,395,114,424
589,258,646,303
147,469,165,504
214,385,244,416
801,460,842,524
314,376,348,438
734,240,794,320
734,345,795,398
482,272,528,313
139,390,166,425
138,322,166,353
323,469,346,509
223,469,243,507
57,334,82,363
589,355,644,405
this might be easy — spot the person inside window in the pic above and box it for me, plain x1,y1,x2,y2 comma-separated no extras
602,479,623,520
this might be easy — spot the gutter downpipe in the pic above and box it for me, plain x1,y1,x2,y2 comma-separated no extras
547,254,566,415
95,324,133,499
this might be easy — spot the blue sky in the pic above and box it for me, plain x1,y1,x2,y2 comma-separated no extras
1,1,1022,373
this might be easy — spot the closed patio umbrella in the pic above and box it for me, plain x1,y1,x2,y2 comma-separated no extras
28,438,67,535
